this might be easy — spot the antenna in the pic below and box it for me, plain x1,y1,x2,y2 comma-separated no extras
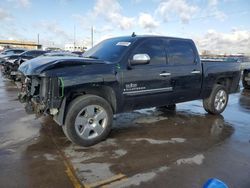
74,25,76,51
131,32,136,37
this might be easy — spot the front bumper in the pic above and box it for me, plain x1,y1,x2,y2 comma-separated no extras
18,75,63,116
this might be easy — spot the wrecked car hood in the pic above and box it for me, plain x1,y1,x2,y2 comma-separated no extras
18,56,108,76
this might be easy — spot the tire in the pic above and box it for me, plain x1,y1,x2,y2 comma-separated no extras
242,71,250,89
62,124,72,142
63,95,113,147
203,84,229,115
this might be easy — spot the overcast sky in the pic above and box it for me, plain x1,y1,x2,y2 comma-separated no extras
0,0,249,54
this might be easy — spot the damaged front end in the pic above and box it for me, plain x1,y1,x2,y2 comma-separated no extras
19,74,64,117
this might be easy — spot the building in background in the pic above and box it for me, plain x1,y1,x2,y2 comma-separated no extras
64,43,86,52
43,47,62,51
0,40,42,50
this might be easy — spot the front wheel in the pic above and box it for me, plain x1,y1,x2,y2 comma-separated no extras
203,84,229,115
63,95,113,147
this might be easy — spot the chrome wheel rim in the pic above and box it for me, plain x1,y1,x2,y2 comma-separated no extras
74,105,108,140
214,90,227,111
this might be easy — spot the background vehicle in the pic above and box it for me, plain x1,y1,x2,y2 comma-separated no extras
0,49,26,64
71,51,84,56
241,59,250,89
1,50,47,79
201,56,250,90
18,35,241,146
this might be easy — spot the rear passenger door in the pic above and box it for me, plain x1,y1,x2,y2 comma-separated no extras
165,39,202,102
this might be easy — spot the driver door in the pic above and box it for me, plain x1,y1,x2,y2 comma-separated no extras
122,38,174,111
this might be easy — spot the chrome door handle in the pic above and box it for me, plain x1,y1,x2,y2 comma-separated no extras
191,70,201,74
159,72,171,76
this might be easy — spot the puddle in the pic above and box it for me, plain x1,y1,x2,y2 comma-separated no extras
130,138,186,144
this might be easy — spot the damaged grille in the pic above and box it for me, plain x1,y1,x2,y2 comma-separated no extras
19,75,63,115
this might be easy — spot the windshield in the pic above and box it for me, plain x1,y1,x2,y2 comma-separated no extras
83,37,136,63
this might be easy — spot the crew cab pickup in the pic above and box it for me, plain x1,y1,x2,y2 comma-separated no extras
18,35,241,146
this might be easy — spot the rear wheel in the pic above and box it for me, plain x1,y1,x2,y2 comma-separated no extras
203,84,228,114
63,95,113,147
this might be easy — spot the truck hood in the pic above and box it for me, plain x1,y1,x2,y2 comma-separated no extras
18,56,108,76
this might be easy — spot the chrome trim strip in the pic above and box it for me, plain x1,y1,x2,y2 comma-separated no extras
159,72,171,76
123,87,173,96
191,70,201,74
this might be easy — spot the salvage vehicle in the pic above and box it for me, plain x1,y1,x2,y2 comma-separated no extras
0,49,26,64
18,35,241,146
1,50,47,79
243,69,250,89
241,58,250,89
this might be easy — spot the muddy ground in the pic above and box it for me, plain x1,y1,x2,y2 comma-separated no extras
0,71,249,188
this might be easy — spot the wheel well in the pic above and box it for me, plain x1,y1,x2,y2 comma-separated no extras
66,86,117,113
216,77,233,91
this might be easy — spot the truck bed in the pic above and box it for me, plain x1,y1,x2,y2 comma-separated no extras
201,60,241,97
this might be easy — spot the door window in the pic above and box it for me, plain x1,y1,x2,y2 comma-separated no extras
132,39,166,65
167,40,195,65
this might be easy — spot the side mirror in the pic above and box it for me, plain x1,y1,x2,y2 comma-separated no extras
130,54,150,65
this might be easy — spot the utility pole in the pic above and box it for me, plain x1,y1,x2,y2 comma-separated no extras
36,33,40,49
74,25,76,51
37,33,40,45
91,26,94,47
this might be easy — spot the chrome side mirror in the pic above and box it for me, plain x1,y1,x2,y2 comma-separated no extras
130,54,150,65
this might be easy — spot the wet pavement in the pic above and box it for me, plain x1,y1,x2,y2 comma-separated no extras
0,72,73,188
0,70,250,188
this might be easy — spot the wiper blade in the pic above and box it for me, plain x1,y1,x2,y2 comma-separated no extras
84,55,99,59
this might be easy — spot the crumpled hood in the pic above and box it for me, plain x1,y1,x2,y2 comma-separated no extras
18,56,107,76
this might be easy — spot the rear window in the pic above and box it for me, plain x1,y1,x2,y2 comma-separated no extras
167,40,195,65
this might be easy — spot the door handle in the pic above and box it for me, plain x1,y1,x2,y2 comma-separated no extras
159,72,171,77
191,70,201,74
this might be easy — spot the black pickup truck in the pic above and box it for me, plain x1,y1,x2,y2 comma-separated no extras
18,35,241,146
